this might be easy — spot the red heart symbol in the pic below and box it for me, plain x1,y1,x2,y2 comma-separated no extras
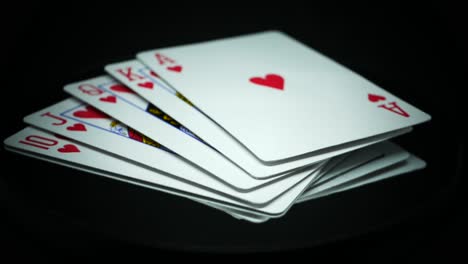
149,71,159,78
368,94,386,103
110,84,135,94
58,144,80,153
73,106,108,119
167,65,182,73
99,95,116,103
249,74,284,90
137,82,154,89
67,123,86,131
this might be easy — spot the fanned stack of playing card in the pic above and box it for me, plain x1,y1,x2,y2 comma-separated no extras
3,31,430,223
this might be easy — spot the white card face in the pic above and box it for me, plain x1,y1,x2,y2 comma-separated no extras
62,76,324,193
299,155,425,201
24,98,323,208
4,127,325,217
105,60,412,178
298,142,410,201
137,30,431,163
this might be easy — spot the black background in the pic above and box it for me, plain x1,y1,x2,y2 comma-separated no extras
1,1,466,260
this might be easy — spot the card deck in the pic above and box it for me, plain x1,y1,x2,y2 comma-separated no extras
105,60,413,178
3,30,431,223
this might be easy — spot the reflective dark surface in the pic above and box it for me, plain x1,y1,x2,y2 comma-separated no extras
1,2,466,259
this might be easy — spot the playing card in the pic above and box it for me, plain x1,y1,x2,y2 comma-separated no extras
306,141,392,187
24,98,325,210
137,30,431,163
299,155,426,201
3,127,270,222
105,60,412,178
299,141,410,201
